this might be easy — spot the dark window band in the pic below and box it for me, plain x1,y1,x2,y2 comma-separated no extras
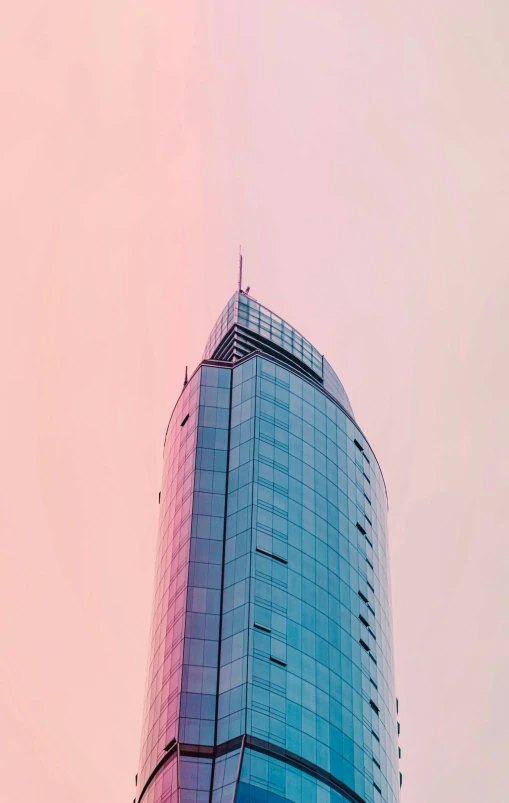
256,546,288,564
137,736,368,803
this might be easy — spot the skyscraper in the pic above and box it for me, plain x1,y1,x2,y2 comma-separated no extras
134,291,401,803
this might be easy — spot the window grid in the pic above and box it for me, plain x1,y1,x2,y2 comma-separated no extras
137,350,398,803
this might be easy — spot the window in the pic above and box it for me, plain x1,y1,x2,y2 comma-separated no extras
255,547,287,565
254,623,271,633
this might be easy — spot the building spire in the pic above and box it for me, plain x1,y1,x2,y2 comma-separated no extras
238,247,243,293
183,365,188,388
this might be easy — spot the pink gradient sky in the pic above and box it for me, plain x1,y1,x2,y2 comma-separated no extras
1,2,509,801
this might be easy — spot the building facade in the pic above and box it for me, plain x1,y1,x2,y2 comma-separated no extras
135,292,400,803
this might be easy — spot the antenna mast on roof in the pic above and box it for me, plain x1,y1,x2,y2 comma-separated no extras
238,247,243,293
183,365,188,388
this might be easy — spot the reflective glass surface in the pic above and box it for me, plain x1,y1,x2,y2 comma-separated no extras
136,303,398,803
236,748,365,803
137,369,201,792
202,293,354,419
203,294,237,363
215,357,397,803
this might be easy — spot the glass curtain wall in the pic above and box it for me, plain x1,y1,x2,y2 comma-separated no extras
136,322,399,803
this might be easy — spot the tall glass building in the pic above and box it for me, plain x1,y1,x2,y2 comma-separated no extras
134,292,401,803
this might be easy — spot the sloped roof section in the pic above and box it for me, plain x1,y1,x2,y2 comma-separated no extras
203,292,355,419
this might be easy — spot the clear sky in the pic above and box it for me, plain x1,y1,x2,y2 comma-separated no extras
1,2,508,801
